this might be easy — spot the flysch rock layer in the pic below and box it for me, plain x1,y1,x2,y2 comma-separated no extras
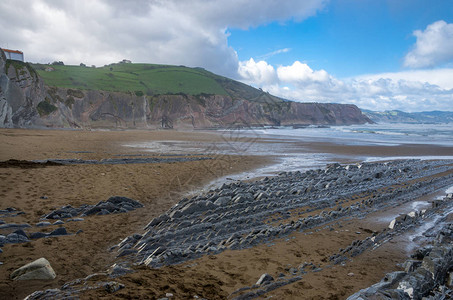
22,159,453,299
115,159,453,269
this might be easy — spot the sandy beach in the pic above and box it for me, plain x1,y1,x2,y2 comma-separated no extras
1,128,453,299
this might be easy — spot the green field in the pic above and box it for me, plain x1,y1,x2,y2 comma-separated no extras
32,63,231,96
31,62,285,103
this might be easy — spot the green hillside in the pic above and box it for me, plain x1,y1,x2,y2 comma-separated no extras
31,62,285,103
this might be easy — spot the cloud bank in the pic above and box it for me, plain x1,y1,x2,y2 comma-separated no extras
239,59,453,112
0,0,326,77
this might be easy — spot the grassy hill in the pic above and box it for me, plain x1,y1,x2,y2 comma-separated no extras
31,62,285,103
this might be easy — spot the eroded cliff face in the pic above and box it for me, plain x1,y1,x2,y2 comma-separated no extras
0,50,45,127
0,52,371,129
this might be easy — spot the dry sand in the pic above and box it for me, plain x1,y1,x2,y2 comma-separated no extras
1,128,452,299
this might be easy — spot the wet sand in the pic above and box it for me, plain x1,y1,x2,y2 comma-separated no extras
0,129,269,299
1,128,452,299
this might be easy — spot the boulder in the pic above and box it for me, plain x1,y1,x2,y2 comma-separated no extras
10,258,56,280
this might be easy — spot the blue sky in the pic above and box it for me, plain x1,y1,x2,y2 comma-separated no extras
1,0,452,112
229,0,453,77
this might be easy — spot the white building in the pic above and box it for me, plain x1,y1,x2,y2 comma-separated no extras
1,48,24,62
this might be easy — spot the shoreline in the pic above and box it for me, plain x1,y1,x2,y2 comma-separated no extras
1,128,453,299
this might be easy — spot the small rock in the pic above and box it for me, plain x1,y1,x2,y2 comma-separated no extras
166,292,174,298
40,196,48,199
108,263,133,278
6,233,29,243
14,229,29,238
30,232,48,239
49,227,68,236
68,218,84,222
348,272,355,276
256,273,274,285
10,258,56,280
0,223,31,230
104,281,125,293
447,271,453,287
53,220,64,225
388,219,396,230
36,222,52,227
214,196,230,206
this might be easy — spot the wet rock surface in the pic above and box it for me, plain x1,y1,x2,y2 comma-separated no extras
348,221,453,299
0,197,143,253
42,196,143,219
117,160,453,270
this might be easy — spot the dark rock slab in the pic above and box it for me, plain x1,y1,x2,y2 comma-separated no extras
43,196,143,220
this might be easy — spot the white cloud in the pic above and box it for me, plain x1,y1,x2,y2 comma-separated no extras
238,58,277,86
0,0,326,77
404,20,453,68
277,61,329,83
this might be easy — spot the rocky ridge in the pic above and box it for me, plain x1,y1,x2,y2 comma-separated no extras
0,197,143,253
115,160,453,271
348,202,453,299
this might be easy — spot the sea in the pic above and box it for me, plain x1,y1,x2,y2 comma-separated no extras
126,122,453,189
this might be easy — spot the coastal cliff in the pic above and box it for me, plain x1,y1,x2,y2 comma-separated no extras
0,50,45,127
0,51,371,129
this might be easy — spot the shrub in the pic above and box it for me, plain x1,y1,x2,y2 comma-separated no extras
37,100,57,116
65,96,75,108
67,89,85,98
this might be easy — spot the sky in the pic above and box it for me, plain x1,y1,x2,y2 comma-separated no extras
1,0,452,112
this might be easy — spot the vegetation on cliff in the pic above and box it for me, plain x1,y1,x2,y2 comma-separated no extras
31,63,285,104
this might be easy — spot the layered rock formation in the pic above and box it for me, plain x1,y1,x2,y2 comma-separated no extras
115,160,453,270
0,50,371,129
0,50,45,127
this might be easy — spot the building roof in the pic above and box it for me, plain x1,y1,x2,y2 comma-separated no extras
1,48,23,54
